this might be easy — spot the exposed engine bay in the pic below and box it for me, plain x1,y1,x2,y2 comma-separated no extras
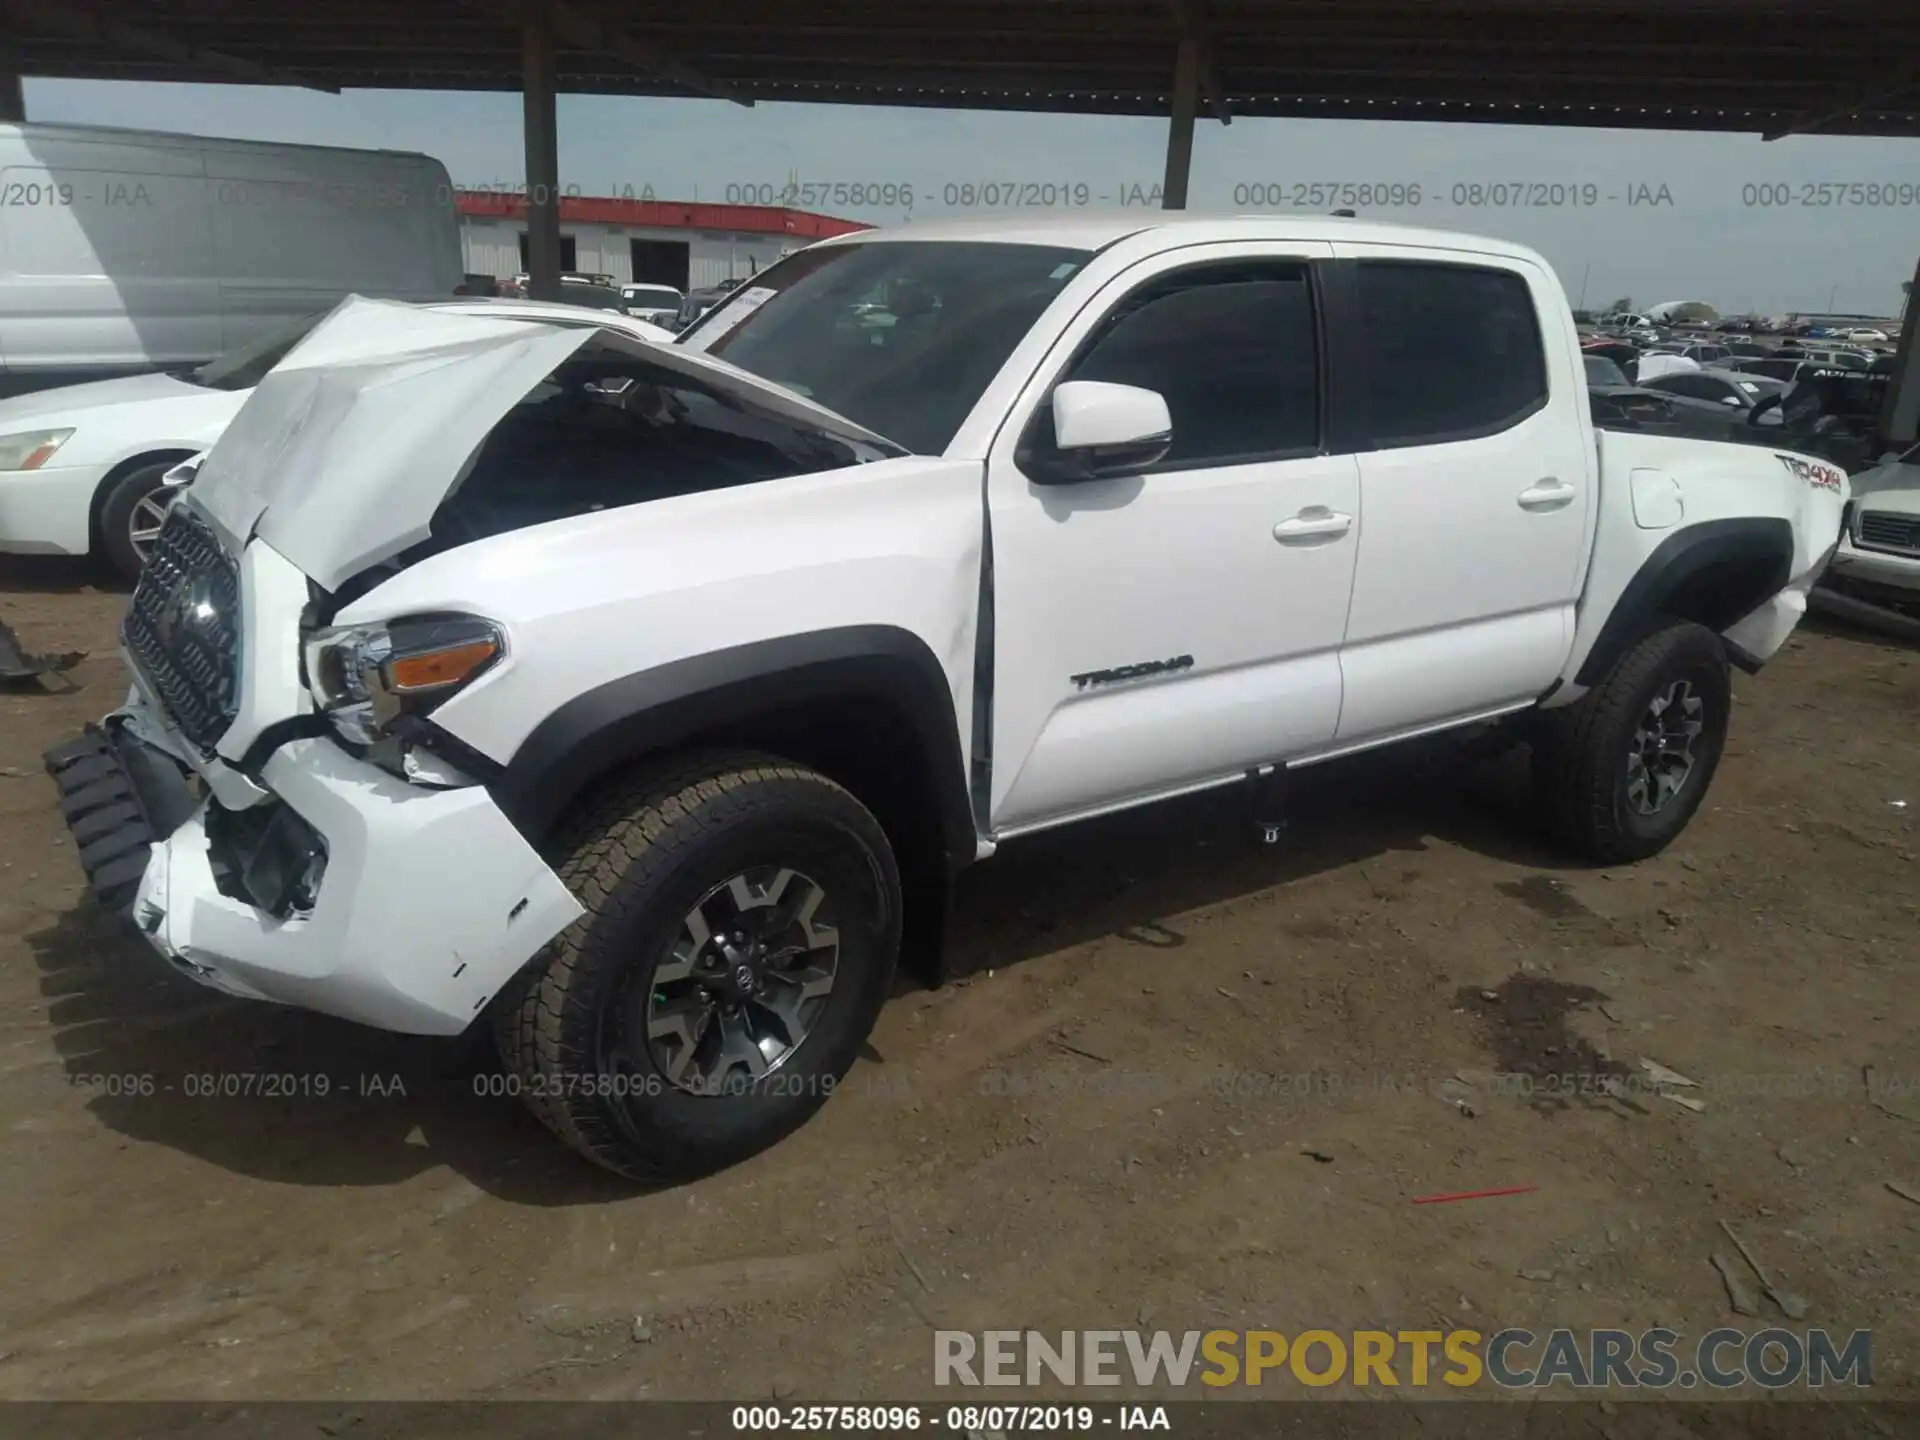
333,354,904,605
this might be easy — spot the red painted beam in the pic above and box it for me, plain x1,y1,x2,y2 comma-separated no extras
454,190,871,239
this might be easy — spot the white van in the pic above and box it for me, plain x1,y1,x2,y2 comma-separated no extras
0,122,461,397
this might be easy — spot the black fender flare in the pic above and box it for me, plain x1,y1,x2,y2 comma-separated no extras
486,625,978,870
1574,517,1794,687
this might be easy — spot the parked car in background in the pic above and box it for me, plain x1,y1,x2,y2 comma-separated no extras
1730,356,1806,383
0,121,461,401
558,276,625,312
1678,343,1732,366
676,280,752,328
1585,356,1755,445
1583,355,1633,388
620,283,684,327
1582,339,1640,379
499,272,622,307
1635,352,1703,383
1800,347,1872,371
0,299,673,579
1748,362,1899,477
1641,368,1788,417
1584,355,1691,428
1842,328,1889,343
1816,450,1920,631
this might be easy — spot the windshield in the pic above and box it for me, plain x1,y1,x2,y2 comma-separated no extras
1583,355,1628,387
680,240,1092,452
188,312,326,391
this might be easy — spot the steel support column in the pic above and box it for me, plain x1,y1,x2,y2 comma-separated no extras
1162,39,1198,210
522,11,563,301
1883,258,1920,446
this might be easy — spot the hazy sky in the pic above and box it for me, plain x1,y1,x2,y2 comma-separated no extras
24,77,1920,318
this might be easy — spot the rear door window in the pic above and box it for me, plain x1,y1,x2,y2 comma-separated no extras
1351,261,1548,447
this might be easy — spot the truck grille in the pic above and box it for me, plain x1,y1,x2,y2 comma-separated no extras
1857,511,1920,556
122,507,242,753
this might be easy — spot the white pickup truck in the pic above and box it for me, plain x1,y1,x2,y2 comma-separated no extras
46,215,1846,1180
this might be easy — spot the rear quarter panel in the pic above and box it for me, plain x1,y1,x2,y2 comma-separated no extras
1555,429,1847,700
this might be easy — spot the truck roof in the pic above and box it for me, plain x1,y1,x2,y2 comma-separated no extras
815,211,1547,267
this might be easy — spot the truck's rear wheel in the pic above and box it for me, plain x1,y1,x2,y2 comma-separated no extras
1532,621,1731,864
497,752,900,1182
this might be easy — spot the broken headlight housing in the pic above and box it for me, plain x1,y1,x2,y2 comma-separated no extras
303,614,504,782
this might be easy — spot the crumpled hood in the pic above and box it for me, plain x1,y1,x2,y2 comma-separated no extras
187,295,900,592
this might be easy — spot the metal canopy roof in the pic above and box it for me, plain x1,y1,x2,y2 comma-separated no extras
6,1,1920,140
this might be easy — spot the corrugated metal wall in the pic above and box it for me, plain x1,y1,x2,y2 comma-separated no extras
460,218,798,287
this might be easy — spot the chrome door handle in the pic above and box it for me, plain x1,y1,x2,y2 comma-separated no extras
1273,507,1353,542
1518,478,1576,511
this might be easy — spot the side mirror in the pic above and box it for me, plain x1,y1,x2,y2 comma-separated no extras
1023,380,1173,485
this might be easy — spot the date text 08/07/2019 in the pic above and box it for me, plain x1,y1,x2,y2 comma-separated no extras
714,180,1688,211
729,1404,1168,1431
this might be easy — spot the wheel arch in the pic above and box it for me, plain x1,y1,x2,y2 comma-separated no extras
1574,517,1794,687
485,625,978,982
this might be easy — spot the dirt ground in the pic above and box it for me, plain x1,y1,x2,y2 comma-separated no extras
1,557,1917,1406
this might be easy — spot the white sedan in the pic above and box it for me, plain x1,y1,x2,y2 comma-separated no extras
0,299,675,580
1632,352,1703,383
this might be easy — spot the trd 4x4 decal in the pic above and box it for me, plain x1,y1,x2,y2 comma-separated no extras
1775,453,1845,493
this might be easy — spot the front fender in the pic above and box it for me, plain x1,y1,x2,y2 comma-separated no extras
485,625,978,867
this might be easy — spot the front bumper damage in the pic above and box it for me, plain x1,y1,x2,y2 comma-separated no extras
46,695,583,1036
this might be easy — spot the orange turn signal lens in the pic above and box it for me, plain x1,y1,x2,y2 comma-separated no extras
19,439,66,470
384,639,499,693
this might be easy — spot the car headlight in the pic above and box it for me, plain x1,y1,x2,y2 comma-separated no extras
303,613,504,749
0,428,76,471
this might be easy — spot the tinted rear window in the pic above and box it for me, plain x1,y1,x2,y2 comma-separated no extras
1352,261,1549,447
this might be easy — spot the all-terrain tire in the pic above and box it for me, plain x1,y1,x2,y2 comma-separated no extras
496,752,901,1182
1532,620,1732,864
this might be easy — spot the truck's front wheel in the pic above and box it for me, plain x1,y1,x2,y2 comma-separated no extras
497,753,901,1182
1532,621,1732,864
